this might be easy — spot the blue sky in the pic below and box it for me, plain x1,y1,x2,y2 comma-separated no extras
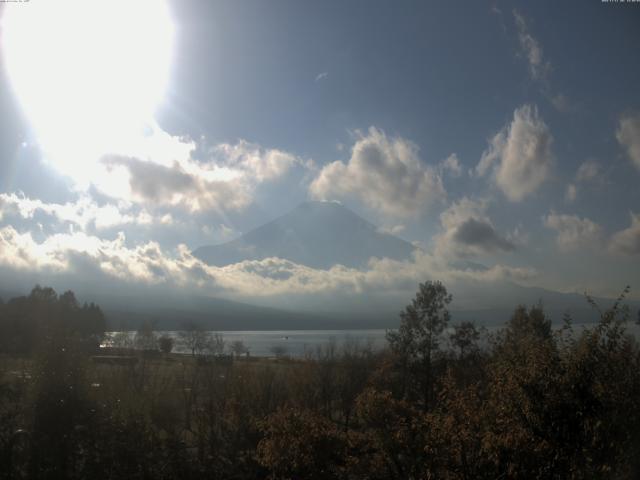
0,0,639,304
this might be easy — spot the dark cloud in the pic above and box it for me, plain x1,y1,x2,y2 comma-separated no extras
453,218,515,253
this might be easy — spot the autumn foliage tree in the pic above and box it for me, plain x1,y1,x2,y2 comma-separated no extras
386,280,451,409
0,285,105,354
257,407,347,480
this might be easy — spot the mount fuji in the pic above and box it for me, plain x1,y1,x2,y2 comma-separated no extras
193,201,417,270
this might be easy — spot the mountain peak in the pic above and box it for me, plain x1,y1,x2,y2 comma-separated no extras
296,199,346,209
292,200,359,217
193,202,415,270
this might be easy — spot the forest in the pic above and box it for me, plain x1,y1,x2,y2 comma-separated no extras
0,282,639,479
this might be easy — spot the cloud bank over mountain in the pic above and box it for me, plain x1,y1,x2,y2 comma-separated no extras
0,201,536,311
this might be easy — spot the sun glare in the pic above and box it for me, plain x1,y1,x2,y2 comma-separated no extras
2,0,174,186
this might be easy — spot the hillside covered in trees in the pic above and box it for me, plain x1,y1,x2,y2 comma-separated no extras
0,283,639,479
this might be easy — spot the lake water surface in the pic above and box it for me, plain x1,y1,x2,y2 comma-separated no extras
107,322,640,358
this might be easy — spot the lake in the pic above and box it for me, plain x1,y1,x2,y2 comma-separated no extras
106,321,640,358
106,329,390,357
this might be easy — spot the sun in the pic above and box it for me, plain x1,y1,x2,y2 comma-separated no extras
1,0,174,186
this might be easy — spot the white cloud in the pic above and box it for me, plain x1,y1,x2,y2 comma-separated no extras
96,135,310,214
512,11,573,113
0,192,152,230
576,159,601,183
543,212,603,252
202,223,237,242
315,72,328,82
608,212,640,256
102,156,253,213
0,225,535,299
220,252,534,298
159,213,174,225
506,224,530,247
565,183,577,203
616,112,640,170
0,226,210,286
309,127,445,218
477,104,553,202
564,160,602,204
378,224,406,236
440,153,463,177
211,140,303,182
435,197,515,258
513,10,550,83
65,122,310,214
551,93,570,112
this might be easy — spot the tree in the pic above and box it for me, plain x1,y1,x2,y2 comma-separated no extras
158,335,174,354
270,345,288,359
178,321,209,356
505,303,552,343
231,340,248,357
257,407,347,480
0,286,106,354
387,281,451,409
134,320,157,350
354,388,431,479
178,321,224,356
449,321,481,359
111,330,134,349
206,332,226,356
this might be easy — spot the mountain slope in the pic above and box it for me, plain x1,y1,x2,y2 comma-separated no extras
193,201,417,269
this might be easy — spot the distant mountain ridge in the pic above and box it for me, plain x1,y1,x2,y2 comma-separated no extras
3,281,637,332
193,201,417,269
